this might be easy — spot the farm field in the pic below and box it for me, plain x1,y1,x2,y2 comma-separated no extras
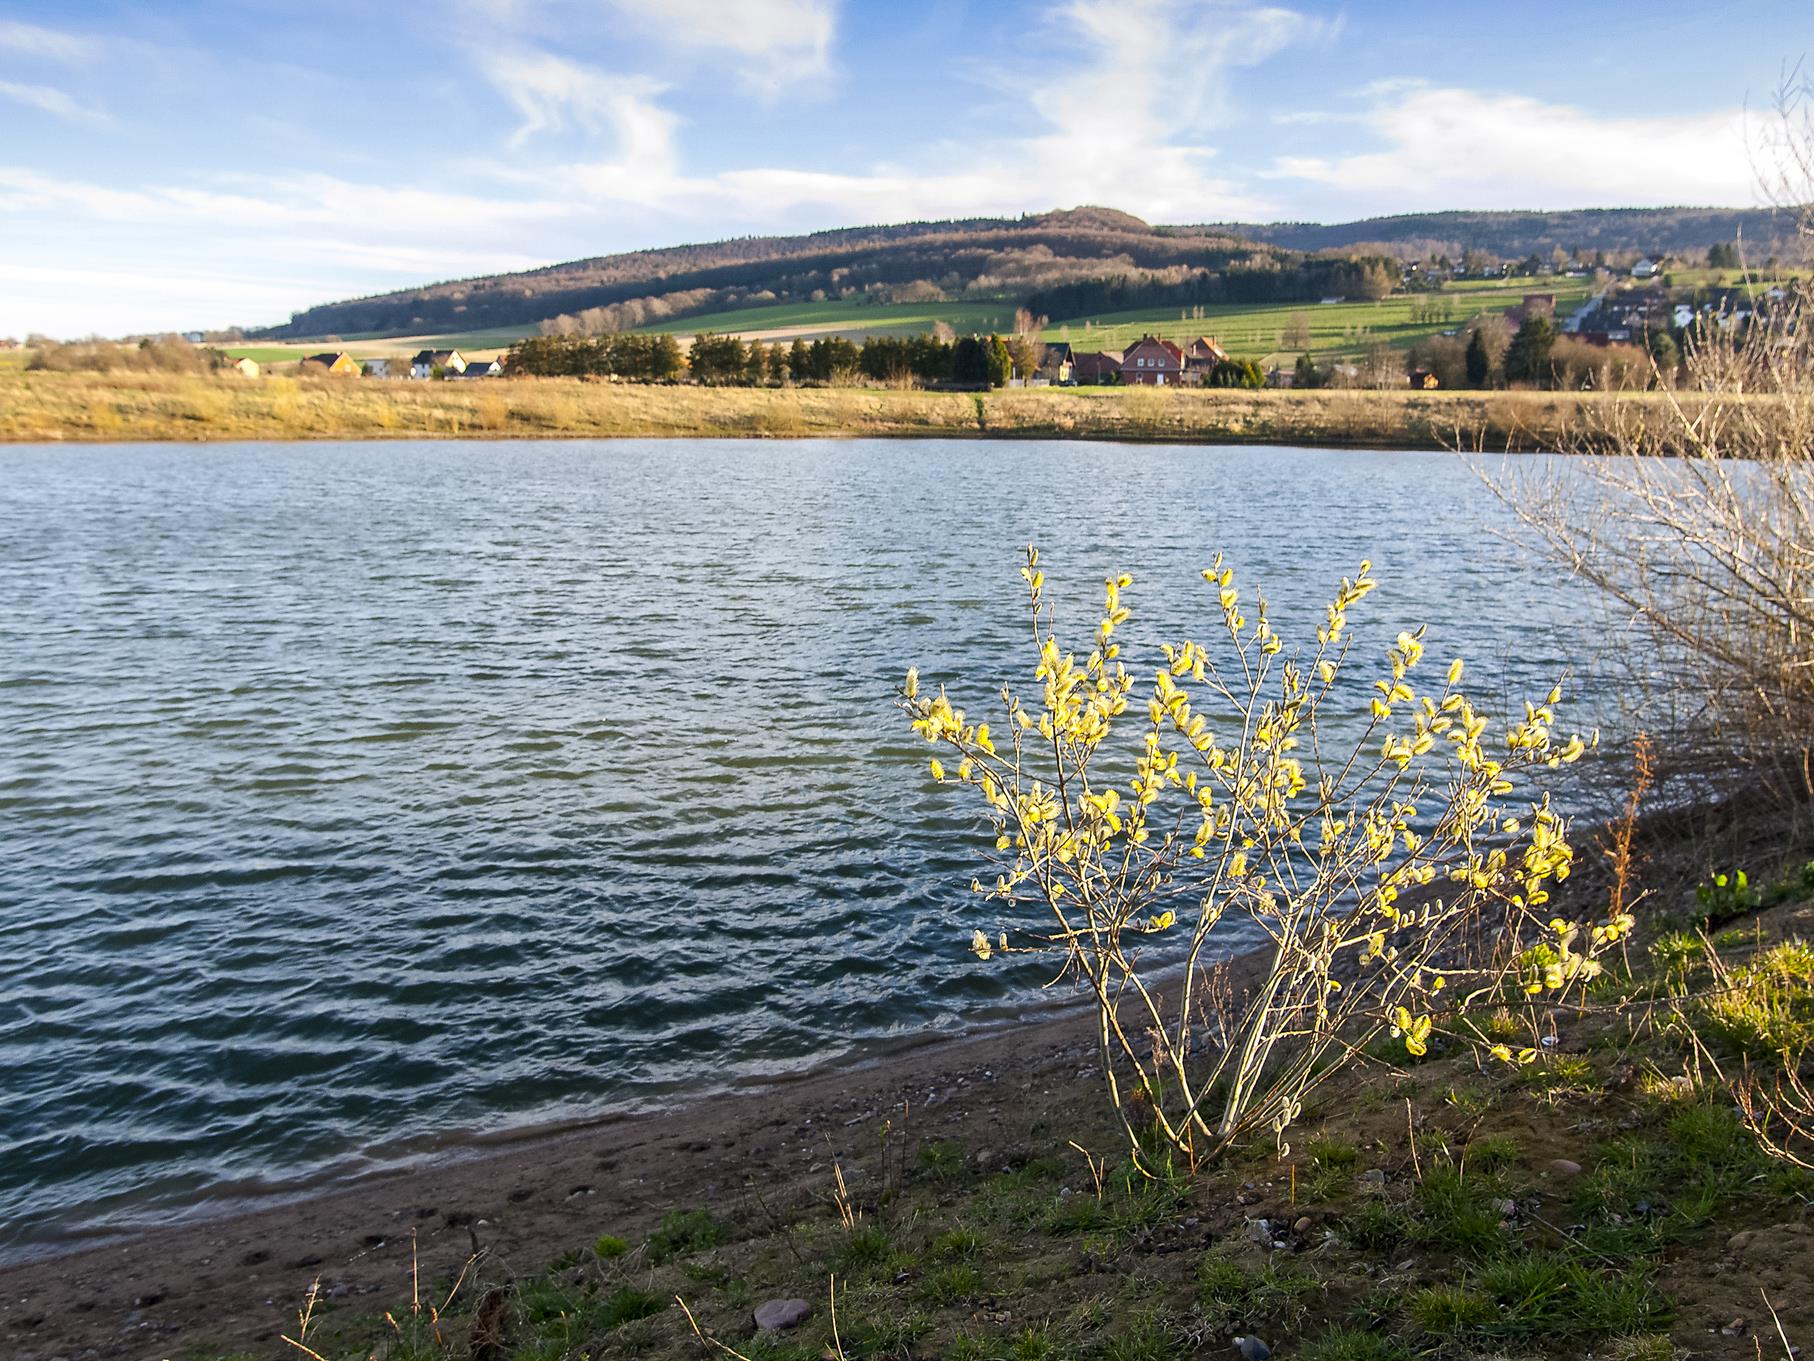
1047,277,1598,364
240,280,1602,365
628,298,1017,341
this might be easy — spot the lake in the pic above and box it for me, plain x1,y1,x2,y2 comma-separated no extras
0,439,1609,1259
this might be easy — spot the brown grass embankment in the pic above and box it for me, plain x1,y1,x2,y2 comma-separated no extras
0,369,1709,449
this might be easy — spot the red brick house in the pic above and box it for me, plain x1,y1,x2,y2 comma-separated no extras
1120,335,1183,385
1182,335,1229,383
1072,349,1124,384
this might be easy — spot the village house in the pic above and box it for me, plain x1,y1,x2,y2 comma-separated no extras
1409,368,1440,389
457,356,504,378
303,351,360,376
1038,342,1074,385
411,348,466,379
1631,258,1660,279
1119,334,1183,386
217,356,259,378
1181,335,1229,384
1072,349,1123,384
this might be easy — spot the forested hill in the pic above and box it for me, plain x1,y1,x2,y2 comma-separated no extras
261,203,1786,342
258,207,1367,340
1198,207,1786,260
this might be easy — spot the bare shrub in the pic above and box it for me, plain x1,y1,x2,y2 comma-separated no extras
1478,73,1814,797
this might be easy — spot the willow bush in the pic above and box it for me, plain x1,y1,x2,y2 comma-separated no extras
903,549,1627,1167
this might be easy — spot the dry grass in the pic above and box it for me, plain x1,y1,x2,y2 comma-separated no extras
0,370,1713,450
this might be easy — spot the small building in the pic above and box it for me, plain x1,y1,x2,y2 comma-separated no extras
1409,368,1440,390
1039,342,1074,385
217,356,260,378
411,348,466,379
1119,334,1184,386
1631,258,1660,279
362,358,396,379
1072,349,1124,384
303,351,360,376
1182,336,1229,384
458,356,504,378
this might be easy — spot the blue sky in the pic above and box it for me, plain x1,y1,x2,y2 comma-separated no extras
1,0,1806,337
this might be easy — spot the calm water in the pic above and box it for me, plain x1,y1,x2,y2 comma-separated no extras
0,439,1608,1259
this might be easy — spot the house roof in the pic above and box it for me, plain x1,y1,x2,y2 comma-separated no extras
1123,335,1181,363
305,352,350,366
412,349,462,365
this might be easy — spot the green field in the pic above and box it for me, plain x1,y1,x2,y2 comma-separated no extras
1047,278,1598,364
255,278,1600,362
629,298,1016,340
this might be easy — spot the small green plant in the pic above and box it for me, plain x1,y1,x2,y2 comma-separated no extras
918,1262,986,1305
1465,1132,1521,1173
646,1208,727,1262
932,1226,985,1260
837,1222,891,1273
598,1285,668,1329
1700,939,1814,1057
919,1140,965,1180
1407,1282,1496,1333
1698,868,1761,926
593,1233,628,1259
1650,930,1705,982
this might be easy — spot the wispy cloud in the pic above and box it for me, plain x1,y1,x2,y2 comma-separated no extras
1267,85,1756,209
598,0,837,92
477,47,677,160
0,81,112,128
0,19,98,64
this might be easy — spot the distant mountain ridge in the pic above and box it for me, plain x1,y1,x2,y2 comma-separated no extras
260,205,1782,342
1196,207,1786,259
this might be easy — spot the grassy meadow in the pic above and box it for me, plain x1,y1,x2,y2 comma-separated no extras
0,369,1667,450
215,278,1592,372
1051,278,1598,365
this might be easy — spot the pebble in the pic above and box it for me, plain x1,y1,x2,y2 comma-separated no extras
753,1299,812,1331
1358,1168,1387,1188
1244,1218,1272,1248
1548,1159,1583,1178
1233,1336,1272,1361
1292,1216,1313,1234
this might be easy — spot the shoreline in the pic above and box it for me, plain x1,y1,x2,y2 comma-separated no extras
0,371,1695,451
0,972,1125,1360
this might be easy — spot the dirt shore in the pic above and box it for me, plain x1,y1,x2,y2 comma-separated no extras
0,994,1122,1361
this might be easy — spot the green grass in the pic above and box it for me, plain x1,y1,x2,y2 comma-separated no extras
1046,277,1596,364
630,298,1016,340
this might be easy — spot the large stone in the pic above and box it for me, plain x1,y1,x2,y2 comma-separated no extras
754,1298,813,1331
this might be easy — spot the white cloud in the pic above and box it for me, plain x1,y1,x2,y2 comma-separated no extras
0,19,97,64
1269,85,1756,208
599,0,836,92
0,79,112,128
478,47,677,159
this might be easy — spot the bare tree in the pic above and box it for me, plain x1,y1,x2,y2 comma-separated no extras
1478,68,1814,797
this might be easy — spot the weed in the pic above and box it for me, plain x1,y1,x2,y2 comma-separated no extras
646,1208,727,1263
1465,1133,1520,1173
593,1234,628,1259
1407,1282,1496,1333
1700,939,1814,1057
1698,869,1761,926
917,1262,986,1305
919,1140,966,1180
837,1222,891,1274
932,1226,985,1260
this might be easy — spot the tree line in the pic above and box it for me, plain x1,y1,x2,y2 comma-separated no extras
1025,257,1400,322
506,331,1043,388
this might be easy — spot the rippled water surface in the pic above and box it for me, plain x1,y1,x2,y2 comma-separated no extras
0,439,1608,1257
